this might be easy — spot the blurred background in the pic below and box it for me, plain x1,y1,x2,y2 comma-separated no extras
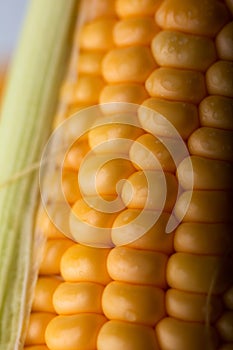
0,0,29,95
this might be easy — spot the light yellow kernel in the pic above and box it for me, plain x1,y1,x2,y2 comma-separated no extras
102,46,156,83
156,317,219,350
167,252,230,294
152,30,216,71
216,21,233,61
97,320,160,350
155,0,229,37
206,61,233,97
32,277,61,313
114,17,159,46
199,95,233,130
107,247,168,288
100,83,149,106
25,313,55,346
146,68,206,104
74,75,105,104
188,127,233,162
116,0,161,17
77,52,105,75
79,18,116,51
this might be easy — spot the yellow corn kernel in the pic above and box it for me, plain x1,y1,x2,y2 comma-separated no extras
152,30,216,71
102,46,156,83
60,244,111,285
114,17,159,46
102,281,165,326
61,170,81,204
32,277,61,313
121,170,178,212
63,139,90,172
116,0,161,17
188,127,233,162
174,222,233,255
113,210,174,253
216,312,233,342
177,156,233,190
155,317,219,350
199,96,233,130
167,253,230,294
140,98,199,139
88,123,144,154
216,21,233,61
107,247,168,288
206,61,233,97
79,18,116,51
45,314,107,350
80,0,116,22
224,286,233,310
73,75,105,104
69,197,119,247
175,190,232,223
97,320,159,350
77,51,105,75
53,282,104,314
146,68,206,104
100,83,149,105
35,207,64,239
39,239,74,275
166,288,223,323
155,0,229,37
78,156,135,197
24,313,55,346
130,133,178,172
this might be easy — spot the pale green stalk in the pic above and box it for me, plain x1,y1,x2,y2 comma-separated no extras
0,0,78,348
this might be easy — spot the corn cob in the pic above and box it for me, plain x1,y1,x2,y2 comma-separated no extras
0,0,233,350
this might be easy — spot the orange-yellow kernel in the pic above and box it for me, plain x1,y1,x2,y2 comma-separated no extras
35,207,64,239
129,133,177,172
97,320,160,350
79,156,135,197
177,156,233,190
73,75,105,104
216,312,233,342
224,286,233,310
69,197,120,247
167,252,230,294
53,282,104,315
63,140,90,172
174,190,232,223
102,46,156,83
39,239,74,275
199,95,233,130
114,17,159,46
77,51,105,75
155,317,219,350
146,68,206,104
188,127,233,162
79,18,116,51
166,288,223,323
116,0,161,17
61,244,111,285
121,170,178,212
216,21,233,61
88,123,144,154
206,61,233,97
32,277,61,313
140,98,199,139
45,314,107,350
152,30,216,71
102,281,165,326
24,346,49,350
61,170,81,204
24,313,55,346
155,0,229,37
100,83,149,105
113,210,174,253
174,222,233,255
80,0,116,23
107,247,168,288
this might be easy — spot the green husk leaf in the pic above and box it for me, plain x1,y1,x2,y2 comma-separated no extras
0,0,78,348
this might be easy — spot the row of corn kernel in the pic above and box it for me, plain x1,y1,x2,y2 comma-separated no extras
150,1,233,349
